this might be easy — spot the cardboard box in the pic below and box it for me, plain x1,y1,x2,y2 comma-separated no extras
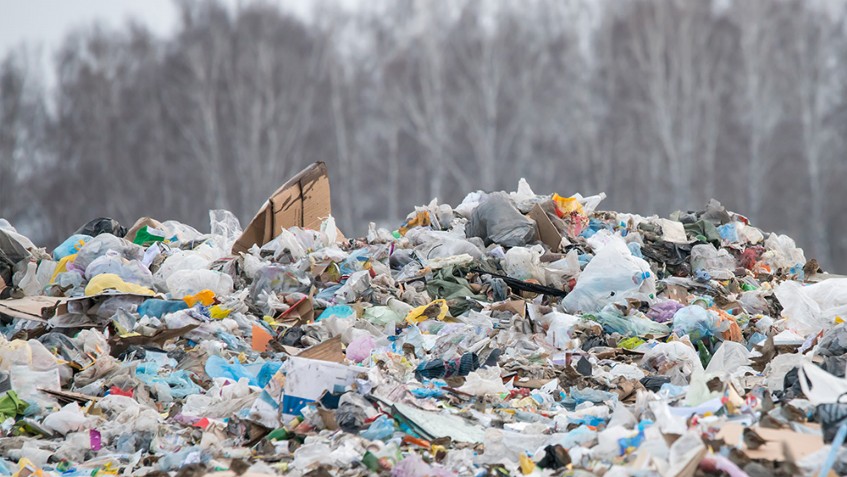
232,162,332,254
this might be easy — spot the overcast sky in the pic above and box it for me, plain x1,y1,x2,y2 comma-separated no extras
0,0,315,57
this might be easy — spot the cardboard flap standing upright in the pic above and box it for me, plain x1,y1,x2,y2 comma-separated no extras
232,162,332,254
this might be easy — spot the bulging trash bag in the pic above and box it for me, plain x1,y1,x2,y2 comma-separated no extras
85,252,154,288
74,217,126,238
466,192,538,247
562,237,655,313
817,324,847,377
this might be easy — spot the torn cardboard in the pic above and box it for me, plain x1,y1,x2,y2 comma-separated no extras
0,296,68,322
280,356,364,421
717,423,823,462
233,162,332,254
529,204,563,252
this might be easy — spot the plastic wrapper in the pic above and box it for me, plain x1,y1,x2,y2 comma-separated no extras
53,234,92,261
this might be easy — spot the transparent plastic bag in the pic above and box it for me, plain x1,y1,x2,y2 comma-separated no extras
640,341,702,385
689,243,736,280
74,234,143,271
672,305,725,343
209,209,242,252
166,269,233,297
85,252,154,288
504,245,545,283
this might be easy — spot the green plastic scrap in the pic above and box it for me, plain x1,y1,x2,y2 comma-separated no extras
617,337,645,350
0,391,28,420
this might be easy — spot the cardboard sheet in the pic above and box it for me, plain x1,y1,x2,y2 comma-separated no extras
717,423,823,462
251,323,274,352
0,296,68,322
280,356,364,421
232,162,332,254
528,204,563,252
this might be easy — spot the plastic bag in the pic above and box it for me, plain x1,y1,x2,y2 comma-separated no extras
590,306,670,337
408,229,484,261
689,243,736,280
456,366,509,396
704,341,751,376
166,269,233,298
762,233,806,272
84,273,155,296
540,311,582,349
85,252,154,288
775,279,847,335
74,234,143,271
41,402,89,436
561,237,655,313
53,234,92,261
346,334,376,363
466,192,538,247
209,209,242,252
672,306,725,343
640,341,703,385
504,245,545,283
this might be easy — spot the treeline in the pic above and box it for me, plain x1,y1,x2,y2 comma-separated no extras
1,0,846,269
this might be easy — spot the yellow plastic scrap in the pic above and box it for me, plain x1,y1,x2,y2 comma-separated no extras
551,193,585,218
184,289,216,307
13,458,44,477
84,274,155,297
50,253,77,284
405,299,449,324
519,453,536,475
92,462,119,476
209,305,231,319
398,211,430,236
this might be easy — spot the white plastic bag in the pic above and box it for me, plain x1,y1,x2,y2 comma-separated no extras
166,269,233,297
774,278,847,335
457,366,509,396
503,245,545,283
42,402,89,436
562,237,655,313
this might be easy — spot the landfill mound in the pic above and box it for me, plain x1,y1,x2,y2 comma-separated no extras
1,162,847,477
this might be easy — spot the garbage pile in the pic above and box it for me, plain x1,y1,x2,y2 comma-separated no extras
1,162,847,476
